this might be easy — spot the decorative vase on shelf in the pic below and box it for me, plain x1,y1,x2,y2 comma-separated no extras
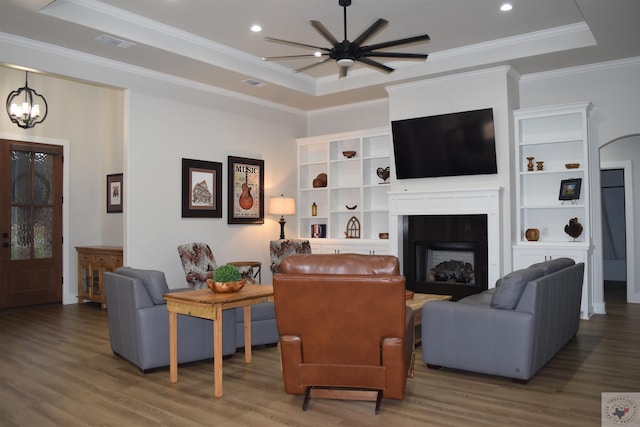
525,228,540,241
536,161,544,171
376,166,390,183
311,202,317,217
526,157,535,172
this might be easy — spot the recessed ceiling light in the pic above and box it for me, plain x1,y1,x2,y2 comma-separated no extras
500,3,513,12
251,24,262,33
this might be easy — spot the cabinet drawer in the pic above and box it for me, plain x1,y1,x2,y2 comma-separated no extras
95,254,122,267
77,253,95,263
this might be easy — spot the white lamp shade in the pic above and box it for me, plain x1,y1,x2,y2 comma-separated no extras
269,196,296,216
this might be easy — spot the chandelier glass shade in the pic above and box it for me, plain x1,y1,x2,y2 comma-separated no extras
6,71,48,129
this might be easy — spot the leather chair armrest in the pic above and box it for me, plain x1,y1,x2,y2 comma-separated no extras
280,335,306,395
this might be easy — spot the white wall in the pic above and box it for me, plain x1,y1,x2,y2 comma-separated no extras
519,58,640,310
124,90,305,287
306,99,389,136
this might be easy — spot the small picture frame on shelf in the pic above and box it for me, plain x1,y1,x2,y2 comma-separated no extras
559,178,582,201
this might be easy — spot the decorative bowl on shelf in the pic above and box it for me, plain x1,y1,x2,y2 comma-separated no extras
345,204,357,210
379,232,389,239
565,163,580,169
342,150,356,158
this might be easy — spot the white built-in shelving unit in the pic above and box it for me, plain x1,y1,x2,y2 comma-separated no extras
297,127,391,254
512,101,593,318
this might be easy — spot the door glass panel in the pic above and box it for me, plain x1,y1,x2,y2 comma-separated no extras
10,150,55,261
34,207,52,259
11,151,32,204
11,206,32,260
34,152,53,205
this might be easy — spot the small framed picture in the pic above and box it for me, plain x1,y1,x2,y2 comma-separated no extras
559,178,582,201
228,156,264,224
106,173,123,213
182,158,223,218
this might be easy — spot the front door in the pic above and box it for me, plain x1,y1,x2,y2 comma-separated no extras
0,139,63,308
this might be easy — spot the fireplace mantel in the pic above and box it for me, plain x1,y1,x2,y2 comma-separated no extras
389,187,503,288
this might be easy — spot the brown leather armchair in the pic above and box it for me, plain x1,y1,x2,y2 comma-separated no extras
273,253,414,414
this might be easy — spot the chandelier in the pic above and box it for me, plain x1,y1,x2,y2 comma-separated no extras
6,71,48,129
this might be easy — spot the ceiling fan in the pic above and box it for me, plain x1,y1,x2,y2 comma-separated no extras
262,0,430,78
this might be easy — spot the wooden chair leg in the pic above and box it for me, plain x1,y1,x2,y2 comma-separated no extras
408,351,416,378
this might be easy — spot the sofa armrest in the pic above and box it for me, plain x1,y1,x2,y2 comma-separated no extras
422,301,535,380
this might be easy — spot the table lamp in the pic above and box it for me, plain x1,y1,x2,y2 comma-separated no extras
269,194,296,239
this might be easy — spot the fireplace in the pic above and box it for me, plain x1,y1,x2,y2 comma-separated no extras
404,214,488,300
388,187,503,301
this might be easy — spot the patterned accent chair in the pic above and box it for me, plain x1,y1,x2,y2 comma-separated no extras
177,242,217,289
269,239,312,273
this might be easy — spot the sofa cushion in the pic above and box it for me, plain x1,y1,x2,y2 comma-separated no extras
528,257,575,276
491,267,545,309
116,267,169,305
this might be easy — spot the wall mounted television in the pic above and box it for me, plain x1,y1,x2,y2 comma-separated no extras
391,108,497,179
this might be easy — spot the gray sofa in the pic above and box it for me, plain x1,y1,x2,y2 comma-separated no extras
104,267,278,372
422,258,584,383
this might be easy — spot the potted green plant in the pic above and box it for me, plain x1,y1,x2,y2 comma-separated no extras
207,264,246,293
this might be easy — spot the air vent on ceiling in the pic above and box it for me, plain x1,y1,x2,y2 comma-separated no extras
96,35,134,48
242,79,267,87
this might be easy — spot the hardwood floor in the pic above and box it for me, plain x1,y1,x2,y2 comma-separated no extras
0,286,638,426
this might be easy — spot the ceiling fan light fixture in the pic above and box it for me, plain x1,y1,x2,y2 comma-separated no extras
337,58,354,67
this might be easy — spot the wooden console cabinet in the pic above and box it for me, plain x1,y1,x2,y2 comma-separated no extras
76,246,123,308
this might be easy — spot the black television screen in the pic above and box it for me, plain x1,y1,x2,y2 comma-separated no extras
391,108,497,179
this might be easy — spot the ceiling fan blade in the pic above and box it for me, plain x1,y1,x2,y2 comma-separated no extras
356,57,394,74
310,20,340,46
361,52,429,60
352,18,389,47
262,54,325,61
295,58,332,73
363,34,431,52
264,37,328,52
339,65,349,79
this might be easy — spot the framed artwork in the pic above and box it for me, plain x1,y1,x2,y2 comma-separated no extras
106,173,123,213
559,178,582,201
181,158,223,218
228,156,264,224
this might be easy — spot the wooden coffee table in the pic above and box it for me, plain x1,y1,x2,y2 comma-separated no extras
164,284,273,397
406,293,452,347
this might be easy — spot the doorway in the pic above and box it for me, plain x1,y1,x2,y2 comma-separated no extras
601,168,627,299
0,139,63,308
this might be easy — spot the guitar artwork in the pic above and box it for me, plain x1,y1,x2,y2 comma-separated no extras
238,169,254,210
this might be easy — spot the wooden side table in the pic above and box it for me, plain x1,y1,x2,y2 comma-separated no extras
406,293,452,347
164,285,273,397
228,261,261,284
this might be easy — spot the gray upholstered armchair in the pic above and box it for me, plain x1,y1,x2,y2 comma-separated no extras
104,267,236,372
